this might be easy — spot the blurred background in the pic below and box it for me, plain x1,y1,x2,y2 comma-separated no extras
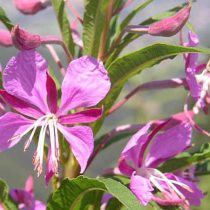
0,0,210,209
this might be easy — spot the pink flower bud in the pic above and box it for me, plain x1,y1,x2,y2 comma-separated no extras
11,25,41,50
13,0,51,15
148,4,191,37
0,29,12,47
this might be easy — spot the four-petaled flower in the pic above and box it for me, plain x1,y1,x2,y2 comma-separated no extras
0,50,111,184
118,118,203,209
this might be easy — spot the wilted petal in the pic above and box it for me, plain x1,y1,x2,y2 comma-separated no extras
0,112,33,152
59,108,102,125
13,0,50,14
3,50,49,114
57,56,111,115
130,173,154,206
165,173,204,206
145,123,192,168
58,124,94,173
119,123,151,175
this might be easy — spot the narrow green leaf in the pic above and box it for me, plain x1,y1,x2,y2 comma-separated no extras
94,44,210,133
105,197,124,210
0,7,14,30
0,178,9,202
51,0,75,56
159,143,210,172
120,0,153,30
47,176,144,210
83,0,109,57
0,178,18,210
73,191,104,210
106,3,187,65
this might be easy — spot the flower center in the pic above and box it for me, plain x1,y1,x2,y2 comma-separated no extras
137,167,192,207
10,113,60,177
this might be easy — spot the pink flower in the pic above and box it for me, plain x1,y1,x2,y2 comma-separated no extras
184,31,210,114
118,117,203,208
13,0,51,15
10,176,46,210
0,50,111,184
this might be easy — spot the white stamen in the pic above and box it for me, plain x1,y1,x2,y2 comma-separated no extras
53,118,60,159
33,118,48,177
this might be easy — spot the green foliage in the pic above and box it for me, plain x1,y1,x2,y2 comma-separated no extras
0,178,18,210
159,143,210,172
0,178,8,202
120,0,153,30
83,0,109,57
47,176,145,210
0,7,14,30
51,0,75,56
106,2,187,65
94,44,210,133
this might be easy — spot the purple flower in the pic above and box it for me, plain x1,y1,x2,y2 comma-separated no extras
184,31,210,114
0,50,111,184
118,118,203,208
10,176,46,210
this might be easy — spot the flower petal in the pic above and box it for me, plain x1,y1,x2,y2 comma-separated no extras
0,90,43,119
119,123,151,175
145,122,192,168
0,112,33,152
34,200,46,210
24,176,34,195
46,73,58,113
130,172,154,206
57,56,111,115
165,173,204,206
59,108,102,125
57,124,94,173
3,50,49,114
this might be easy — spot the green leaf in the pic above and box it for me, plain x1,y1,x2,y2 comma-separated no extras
51,0,75,56
159,143,210,172
0,7,14,30
106,2,187,65
0,178,9,202
195,160,210,176
47,176,145,210
0,178,18,210
83,0,109,57
94,44,210,133
105,197,124,210
120,0,153,30
73,191,104,210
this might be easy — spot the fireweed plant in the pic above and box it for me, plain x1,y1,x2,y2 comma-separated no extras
0,0,210,209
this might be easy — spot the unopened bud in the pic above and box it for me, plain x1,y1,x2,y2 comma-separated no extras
0,29,13,47
11,25,41,50
13,0,51,15
148,4,191,37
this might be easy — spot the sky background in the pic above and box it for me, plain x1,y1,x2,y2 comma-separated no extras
0,0,210,209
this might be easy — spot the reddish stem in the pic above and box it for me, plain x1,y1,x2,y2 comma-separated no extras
108,78,187,115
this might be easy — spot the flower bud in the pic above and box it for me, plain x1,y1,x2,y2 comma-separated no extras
148,4,191,37
0,29,13,47
11,25,41,50
13,0,51,15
